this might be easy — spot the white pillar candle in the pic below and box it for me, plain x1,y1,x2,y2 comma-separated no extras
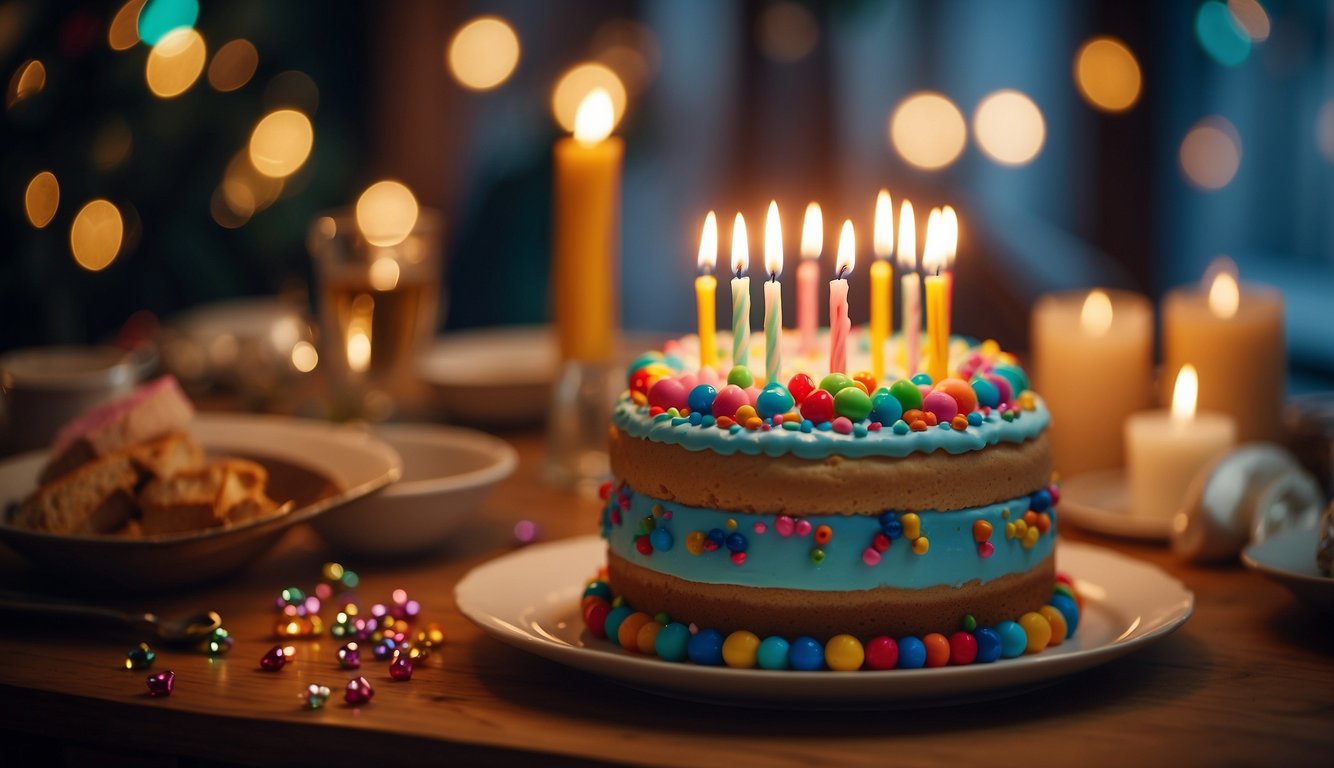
1031,288,1153,477
1125,365,1237,522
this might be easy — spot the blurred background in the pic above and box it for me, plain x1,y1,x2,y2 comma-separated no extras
2,0,1332,391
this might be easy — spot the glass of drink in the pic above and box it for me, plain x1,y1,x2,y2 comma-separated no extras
307,207,442,420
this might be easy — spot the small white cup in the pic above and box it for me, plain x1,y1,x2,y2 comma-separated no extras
0,346,141,455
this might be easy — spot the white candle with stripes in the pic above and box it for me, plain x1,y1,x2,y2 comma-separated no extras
763,201,784,384
730,213,751,370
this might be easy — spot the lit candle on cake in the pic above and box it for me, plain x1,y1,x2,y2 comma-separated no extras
1126,365,1237,521
763,201,784,384
898,201,920,377
797,203,822,356
695,211,718,372
552,88,622,362
923,208,951,383
730,213,751,370
1162,257,1285,443
1031,288,1153,476
829,220,855,374
870,189,894,383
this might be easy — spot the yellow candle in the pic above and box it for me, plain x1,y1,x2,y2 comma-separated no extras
1031,288,1153,476
870,189,893,383
922,208,950,383
1162,258,1285,443
1126,365,1237,521
695,212,718,371
553,89,622,362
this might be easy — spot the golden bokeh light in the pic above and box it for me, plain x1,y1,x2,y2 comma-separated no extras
70,199,124,272
24,171,59,229
290,340,318,373
552,62,626,133
1227,0,1270,41
108,0,146,51
447,16,520,91
7,58,45,108
220,149,283,219
145,27,206,98
1075,37,1142,113
210,186,248,229
973,89,1046,166
355,180,419,248
208,39,258,92
368,257,401,291
889,92,967,170
248,109,313,178
1180,117,1241,190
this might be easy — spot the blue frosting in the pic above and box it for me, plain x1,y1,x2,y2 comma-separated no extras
605,488,1055,591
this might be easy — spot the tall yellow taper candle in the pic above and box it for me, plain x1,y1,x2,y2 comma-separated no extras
695,211,718,371
553,89,622,362
870,189,894,383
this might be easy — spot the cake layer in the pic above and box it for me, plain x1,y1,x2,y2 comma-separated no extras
608,551,1056,640
610,427,1051,513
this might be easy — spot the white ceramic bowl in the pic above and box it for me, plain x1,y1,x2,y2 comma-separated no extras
310,423,518,556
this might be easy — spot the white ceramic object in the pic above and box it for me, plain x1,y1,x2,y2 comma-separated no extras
0,414,401,591
415,326,557,427
456,536,1194,706
1059,469,1172,542
1242,526,1334,613
311,423,517,556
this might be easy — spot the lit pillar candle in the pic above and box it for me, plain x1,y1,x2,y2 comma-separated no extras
898,201,920,377
1032,288,1153,477
1126,365,1237,521
870,189,894,383
730,213,751,370
552,89,622,362
797,203,822,356
763,201,784,384
923,208,951,383
695,211,718,371
1162,257,1285,443
829,220,855,374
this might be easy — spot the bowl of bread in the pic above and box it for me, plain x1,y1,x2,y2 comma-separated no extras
0,376,401,590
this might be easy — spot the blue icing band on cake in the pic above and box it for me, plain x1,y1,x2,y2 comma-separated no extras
605,489,1055,591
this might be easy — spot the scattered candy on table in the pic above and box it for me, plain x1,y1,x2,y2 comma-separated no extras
337,642,362,669
389,650,414,681
259,645,295,672
200,627,233,656
125,642,155,670
145,670,174,697
300,683,332,709
344,676,375,705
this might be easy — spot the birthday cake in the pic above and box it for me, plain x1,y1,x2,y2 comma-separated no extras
586,333,1079,669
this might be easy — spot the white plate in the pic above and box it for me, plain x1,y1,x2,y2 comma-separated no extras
1242,526,1334,612
1060,469,1172,542
456,536,1194,706
0,414,402,590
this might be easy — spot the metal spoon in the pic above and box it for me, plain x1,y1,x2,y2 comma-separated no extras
0,591,222,645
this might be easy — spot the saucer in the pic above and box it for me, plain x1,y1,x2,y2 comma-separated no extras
1060,469,1172,542
1242,526,1334,613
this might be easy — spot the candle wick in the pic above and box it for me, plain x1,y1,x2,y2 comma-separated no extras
837,265,847,280
770,271,778,282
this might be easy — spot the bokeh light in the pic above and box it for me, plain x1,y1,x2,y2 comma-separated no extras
7,58,45,108
145,27,206,98
592,20,660,96
290,341,318,373
70,199,124,272
108,0,146,51
208,39,258,92
1074,37,1141,113
889,92,967,170
221,149,284,220
137,0,198,46
356,180,419,248
1227,0,1270,42
973,89,1046,166
552,62,626,133
447,16,520,91
1317,101,1334,163
368,257,401,291
24,171,59,229
1196,1,1250,67
758,1,819,62
248,109,313,178
1179,117,1241,190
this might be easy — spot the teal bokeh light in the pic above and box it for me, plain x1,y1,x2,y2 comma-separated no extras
1195,1,1251,67
138,0,200,46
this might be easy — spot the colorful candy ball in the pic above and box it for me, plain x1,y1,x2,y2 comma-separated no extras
800,389,835,424
1039,606,1068,645
145,670,174,697
922,633,950,667
921,391,959,422
756,383,795,419
1048,594,1080,637
974,627,1003,663
654,622,691,662
756,636,791,670
865,636,899,670
996,620,1028,659
788,636,825,671
648,377,689,411
888,379,923,411
711,385,750,419
603,605,634,646
726,365,755,388
948,631,979,665
933,377,978,414
687,628,725,666
1017,612,1052,654
722,631,761,669
687,384,718,414
125,642,155,670
819,372,854,395
787,373,816,404
870,389,903,425
834,387,873,421
824,634,865,671
970,377,1000,409
897,636,927,669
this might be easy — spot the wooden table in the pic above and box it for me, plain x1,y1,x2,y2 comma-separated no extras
1,432,1331,767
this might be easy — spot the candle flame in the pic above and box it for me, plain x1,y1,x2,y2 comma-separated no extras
800,202,822,260
835,219,855,277
942,205,958,269
697,211,717,272
873,189,894,259
732,213,749,277
573,88,614,144
1170,364,1199,424
1207,266,1240,319
1080,289,1114,336
764,200,783,277
895,200,916,270
922,208,946,274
